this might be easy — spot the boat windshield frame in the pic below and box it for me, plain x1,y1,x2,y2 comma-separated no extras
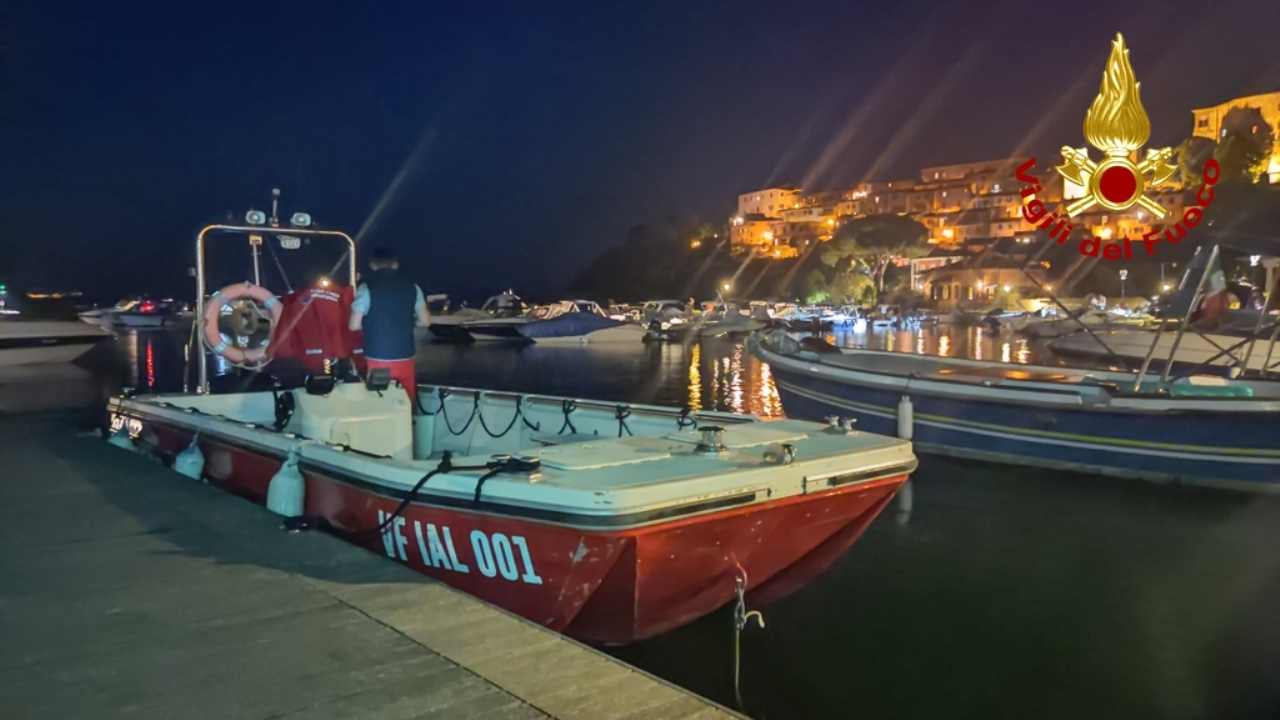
194,224,357,394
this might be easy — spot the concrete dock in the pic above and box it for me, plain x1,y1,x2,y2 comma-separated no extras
0,413,737,719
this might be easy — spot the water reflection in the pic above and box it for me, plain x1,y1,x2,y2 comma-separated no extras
145,336,156,390
824,325,1061,367
686,342,702,412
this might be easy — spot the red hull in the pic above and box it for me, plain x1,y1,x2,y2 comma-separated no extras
150,423,905,644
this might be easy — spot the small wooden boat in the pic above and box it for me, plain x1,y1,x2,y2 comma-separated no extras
751,331,1280,492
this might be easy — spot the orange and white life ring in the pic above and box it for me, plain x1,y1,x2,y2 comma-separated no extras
203,282,283,366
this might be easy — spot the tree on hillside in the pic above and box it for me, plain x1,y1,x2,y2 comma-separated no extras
829,271,877,305
819,215,930,291
800,270,829,304
1215,106,1275,184
1176,136,1216,187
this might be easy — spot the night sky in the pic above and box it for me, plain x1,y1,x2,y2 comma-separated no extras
3,1,1278,301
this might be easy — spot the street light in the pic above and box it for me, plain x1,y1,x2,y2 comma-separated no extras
721,282,732,293
1118,269,1128,302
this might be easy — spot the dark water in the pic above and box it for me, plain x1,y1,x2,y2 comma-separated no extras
10,326,1280,719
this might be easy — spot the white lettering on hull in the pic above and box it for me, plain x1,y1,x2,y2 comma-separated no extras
377,511,408,561
379,514,543,585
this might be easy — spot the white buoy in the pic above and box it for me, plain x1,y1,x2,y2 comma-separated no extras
173,433,205,481
266,449,305,518
107,428,135,451
896,395,914,440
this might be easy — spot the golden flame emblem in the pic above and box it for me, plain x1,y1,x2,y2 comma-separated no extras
1056,34,1176,218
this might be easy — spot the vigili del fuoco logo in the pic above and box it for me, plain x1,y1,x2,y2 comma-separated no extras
1015,33,1220,260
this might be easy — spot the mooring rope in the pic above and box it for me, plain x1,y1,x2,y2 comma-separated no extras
615,404,633,437
359,451,542,534
558,399,578,435
731,569,765,711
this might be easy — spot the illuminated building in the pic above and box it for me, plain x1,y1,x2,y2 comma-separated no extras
736,186,802,218
1191,91,1280,183
730,88,1272,259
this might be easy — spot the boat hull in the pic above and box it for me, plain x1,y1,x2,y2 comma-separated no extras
79,311,172,328
758,347,1280,492
772,370,1280,490
0,322,110,366
143,422,906,644
1051,329,1269,373
0,342,100,367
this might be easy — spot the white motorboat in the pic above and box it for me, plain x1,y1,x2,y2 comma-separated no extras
640,299,691,340
79,297,188,328
515,300,646,345
1050,328,1279,374
140,215,919,644
439,291,530,342
465,300,645,345
1020,308,1149,339
693,301,765,338
0,320,112,367
421,294,496,343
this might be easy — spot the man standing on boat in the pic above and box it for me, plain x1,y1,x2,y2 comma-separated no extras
348,246,430,401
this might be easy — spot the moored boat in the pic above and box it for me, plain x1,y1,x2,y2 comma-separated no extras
640,299,692,340
109,381,916,644
0,320,112,366
79,297,188,328
427,291,526,343
751,331,1280,492
1049,328,1277,374
466,300,645,345
113,212,917,645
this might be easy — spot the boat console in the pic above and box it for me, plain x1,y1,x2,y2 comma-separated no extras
290,381,413,460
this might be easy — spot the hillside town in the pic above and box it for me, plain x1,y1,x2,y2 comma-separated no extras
729,90,1280,307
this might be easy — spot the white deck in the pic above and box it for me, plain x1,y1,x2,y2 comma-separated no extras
112,382,916,528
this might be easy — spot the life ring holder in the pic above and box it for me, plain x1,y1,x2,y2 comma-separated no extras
203,282,283,368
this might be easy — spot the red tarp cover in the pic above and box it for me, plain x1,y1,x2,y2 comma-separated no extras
269,287,364,373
